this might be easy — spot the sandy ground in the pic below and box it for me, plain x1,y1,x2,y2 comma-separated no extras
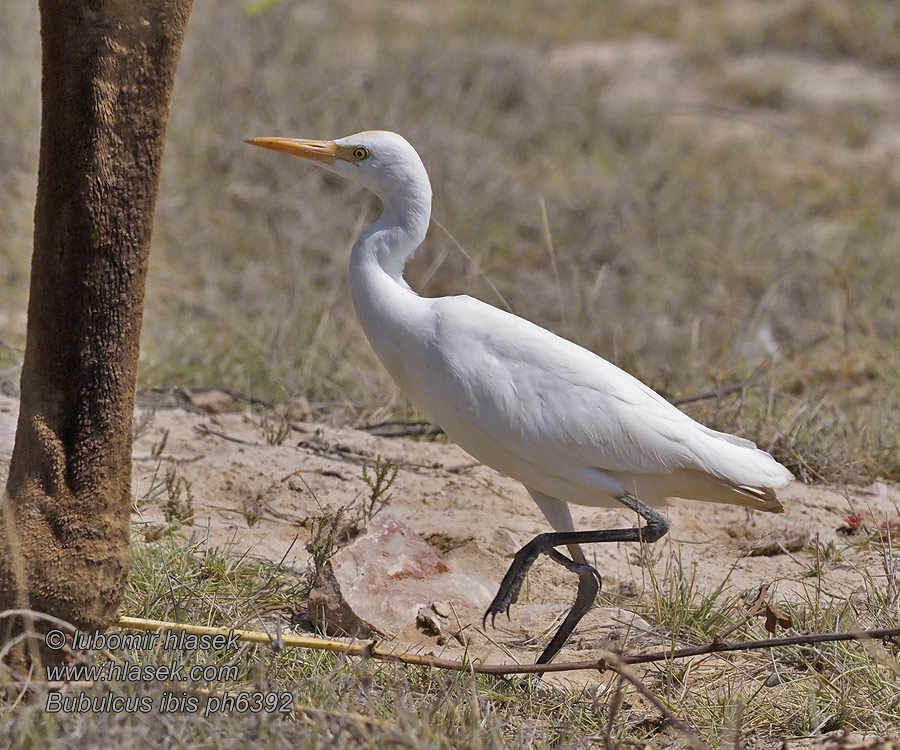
2,391,897,692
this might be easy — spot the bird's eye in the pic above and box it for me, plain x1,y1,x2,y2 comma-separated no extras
352,146,369,161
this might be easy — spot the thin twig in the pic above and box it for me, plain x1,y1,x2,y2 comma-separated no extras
603,675,626,750
431,217,513,313
603,652,712,750
360,420,444,438
671,377,763,406
193,424,259,445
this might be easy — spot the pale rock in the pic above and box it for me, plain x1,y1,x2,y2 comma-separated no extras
308,515,494,638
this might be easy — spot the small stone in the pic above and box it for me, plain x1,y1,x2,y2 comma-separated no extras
764,671,784,687
431,601,452,618
416,607,443,636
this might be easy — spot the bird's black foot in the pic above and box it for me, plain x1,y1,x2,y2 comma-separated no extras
482,533,558,628
482,536,603,665
481,493,669,667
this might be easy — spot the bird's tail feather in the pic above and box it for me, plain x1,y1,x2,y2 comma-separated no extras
673,469,786,513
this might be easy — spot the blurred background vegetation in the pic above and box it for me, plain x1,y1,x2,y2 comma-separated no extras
1,0,898,482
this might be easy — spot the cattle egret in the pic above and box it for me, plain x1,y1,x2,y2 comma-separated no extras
247,131,794,665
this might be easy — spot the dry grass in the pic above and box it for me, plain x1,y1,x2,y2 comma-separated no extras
2,0,900,745
2,526,898,748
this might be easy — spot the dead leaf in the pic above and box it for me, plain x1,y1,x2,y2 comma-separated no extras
763,602,792,634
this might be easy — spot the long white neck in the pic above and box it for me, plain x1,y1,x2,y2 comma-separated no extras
350,189,431,288
349,188,432,387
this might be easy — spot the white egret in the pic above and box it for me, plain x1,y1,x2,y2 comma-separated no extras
247,131,794,665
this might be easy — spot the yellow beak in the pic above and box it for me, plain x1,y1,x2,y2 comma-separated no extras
244,137,338,165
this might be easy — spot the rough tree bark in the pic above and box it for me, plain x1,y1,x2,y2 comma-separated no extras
0,0,193,663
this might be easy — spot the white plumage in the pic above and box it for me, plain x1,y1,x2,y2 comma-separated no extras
248,129,794,662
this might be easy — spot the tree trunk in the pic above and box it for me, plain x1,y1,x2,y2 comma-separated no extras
1,0,193,665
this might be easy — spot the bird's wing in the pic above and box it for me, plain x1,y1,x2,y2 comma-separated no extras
425,295,786,488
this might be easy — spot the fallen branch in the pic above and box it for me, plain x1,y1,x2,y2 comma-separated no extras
193,424,259,446
360,420,444,439
114,616,900,675
115,616,503,671
622,626,900,667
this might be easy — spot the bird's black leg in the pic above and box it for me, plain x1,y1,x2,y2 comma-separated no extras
483,492,669,666
536,548,601,665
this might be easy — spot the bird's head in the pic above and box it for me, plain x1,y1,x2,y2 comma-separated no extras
246,130,431,209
